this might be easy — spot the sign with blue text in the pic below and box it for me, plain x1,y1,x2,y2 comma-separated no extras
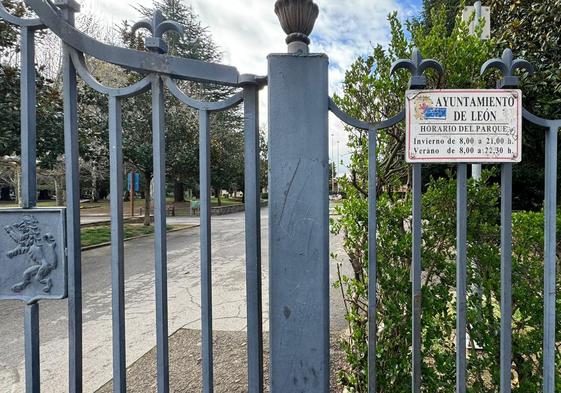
128,172,140,192
405,89,522,163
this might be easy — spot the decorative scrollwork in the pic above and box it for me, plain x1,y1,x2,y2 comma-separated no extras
132,10,184,54
4,215,58,293
163,76,244,112
69,48,152,98
390,48,444,89
481,48,534,88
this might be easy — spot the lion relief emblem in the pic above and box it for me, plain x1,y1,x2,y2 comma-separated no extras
4,215,58,293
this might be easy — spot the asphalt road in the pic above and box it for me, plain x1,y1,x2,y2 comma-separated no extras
0,208,351,393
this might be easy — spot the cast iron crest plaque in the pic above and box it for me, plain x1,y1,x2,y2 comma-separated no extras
0,208,67,304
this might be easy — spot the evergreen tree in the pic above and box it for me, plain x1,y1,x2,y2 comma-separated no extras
120,0,244,224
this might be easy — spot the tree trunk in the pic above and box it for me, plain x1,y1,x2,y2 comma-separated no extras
14,163,21,206
90,166,98,202
143,172,151,227
174,180,185,202
54,176,65,206
215,187,222,206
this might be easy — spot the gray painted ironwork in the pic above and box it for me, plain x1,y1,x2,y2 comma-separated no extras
24,303,40,393
456,164,467,393
152,75,170,393
58,2,83,391
0,208,67,302
543,125,558,393
500,163,513,393
20,26,37,209
108,96,126,393
367,128,377,393
243,82,264,393
65,42,152,393
412,164,422,393
1,0,559,391
199,108,214,393
20,20,40,393
27,0,240,85
330,97,381,393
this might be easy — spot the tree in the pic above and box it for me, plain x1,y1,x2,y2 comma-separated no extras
120,0,245,222
0,0,65,204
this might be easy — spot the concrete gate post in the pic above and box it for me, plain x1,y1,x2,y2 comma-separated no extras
269,1,330,391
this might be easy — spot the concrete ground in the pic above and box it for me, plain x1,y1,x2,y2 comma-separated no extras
0,208,351,393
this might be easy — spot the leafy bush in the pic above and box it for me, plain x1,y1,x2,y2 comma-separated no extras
332,170,561,392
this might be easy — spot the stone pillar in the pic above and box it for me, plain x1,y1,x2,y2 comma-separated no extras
269,1,330,391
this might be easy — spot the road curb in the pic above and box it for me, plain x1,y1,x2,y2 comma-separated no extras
81,225,200,251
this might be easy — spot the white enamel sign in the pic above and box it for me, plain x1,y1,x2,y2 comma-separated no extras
405,90,522,163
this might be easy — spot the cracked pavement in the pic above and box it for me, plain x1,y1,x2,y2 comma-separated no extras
0,208,350,392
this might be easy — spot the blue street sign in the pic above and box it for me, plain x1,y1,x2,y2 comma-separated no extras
127,172,140,192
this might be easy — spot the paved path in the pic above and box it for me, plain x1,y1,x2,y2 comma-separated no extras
0,209,350,393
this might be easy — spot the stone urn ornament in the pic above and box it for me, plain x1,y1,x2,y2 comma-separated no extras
274,0,319,54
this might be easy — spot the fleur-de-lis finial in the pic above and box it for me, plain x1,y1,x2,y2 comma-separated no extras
481,48,534,88
132,10,184,54
390,48,444,89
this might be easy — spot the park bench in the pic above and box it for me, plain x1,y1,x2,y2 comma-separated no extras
138,204,176,217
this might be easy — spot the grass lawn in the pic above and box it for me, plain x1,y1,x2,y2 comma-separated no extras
0,197,242,215
0,200,59,208
81,224,187,248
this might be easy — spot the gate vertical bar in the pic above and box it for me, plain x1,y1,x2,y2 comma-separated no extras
20,26,36,209
368,128,377,393
268,32,329,393
109,96,126,393
242,82,264,393
152,75,169,393
20,23,40,393
57,1,82,391
412,163,422,393
24,303,40,393
456,164,467,393
500,163,512,393
543,125,558,393
199,109,214,393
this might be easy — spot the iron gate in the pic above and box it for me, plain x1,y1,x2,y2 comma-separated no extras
0,0,559,392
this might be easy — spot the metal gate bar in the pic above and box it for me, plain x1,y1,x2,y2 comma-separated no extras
59,2,83,391
455,164,468,393
411,163,422,393
199,108,213,393
20,16,41,393
500,163,513,393
108,96,126,392
543,125,558,393
152,75,170,393
367,127,378,393
243,82,265,393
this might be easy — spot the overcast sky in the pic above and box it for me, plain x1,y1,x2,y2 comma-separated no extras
80,0,422,174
